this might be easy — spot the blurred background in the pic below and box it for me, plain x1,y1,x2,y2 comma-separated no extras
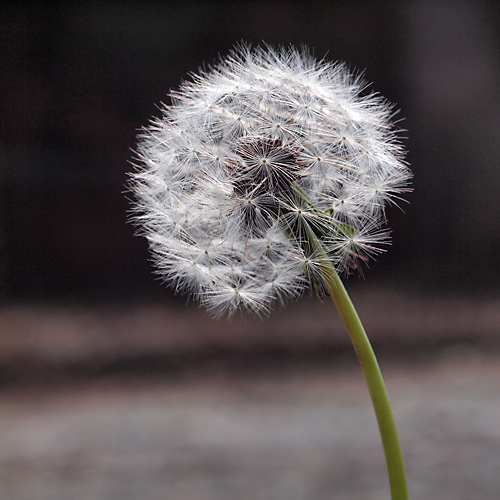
1,1,500,499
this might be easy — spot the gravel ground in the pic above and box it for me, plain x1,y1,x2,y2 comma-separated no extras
1,348,499,500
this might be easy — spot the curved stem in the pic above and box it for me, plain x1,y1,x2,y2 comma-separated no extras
307,231,409,500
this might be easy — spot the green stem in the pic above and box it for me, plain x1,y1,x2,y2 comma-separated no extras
309,232,409,500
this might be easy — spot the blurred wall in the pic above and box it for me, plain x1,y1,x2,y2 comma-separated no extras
0,0,499,303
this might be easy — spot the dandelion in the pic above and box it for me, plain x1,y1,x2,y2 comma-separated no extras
129,43,411,500
130,43,411,316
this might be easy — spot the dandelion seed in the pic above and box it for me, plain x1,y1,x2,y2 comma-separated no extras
129,45,413,494
129,43,411,316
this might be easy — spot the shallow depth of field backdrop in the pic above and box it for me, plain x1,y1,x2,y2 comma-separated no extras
1,2,500,500
2,0,500,303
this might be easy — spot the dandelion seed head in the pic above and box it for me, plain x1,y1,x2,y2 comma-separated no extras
129,43,411,315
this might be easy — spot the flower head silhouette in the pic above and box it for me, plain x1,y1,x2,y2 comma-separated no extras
130,44,411,316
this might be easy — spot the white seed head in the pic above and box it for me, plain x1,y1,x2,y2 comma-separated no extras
129,43,411,316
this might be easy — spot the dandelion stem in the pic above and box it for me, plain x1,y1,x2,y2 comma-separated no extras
308,231,409,500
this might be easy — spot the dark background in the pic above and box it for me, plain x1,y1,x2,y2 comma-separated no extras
2,0,499,305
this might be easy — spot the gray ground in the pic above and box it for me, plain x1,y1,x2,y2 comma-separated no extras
0,293,499,499
1,350,499,500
